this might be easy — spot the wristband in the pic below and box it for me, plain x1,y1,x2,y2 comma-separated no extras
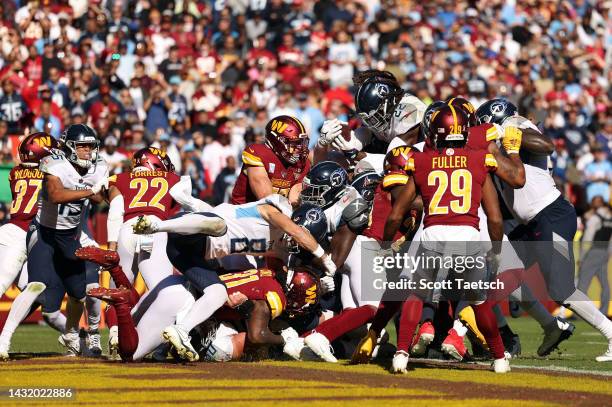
313,245,325,258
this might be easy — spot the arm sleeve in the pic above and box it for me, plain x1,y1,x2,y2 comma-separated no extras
107,195,125,243
170,175,213,212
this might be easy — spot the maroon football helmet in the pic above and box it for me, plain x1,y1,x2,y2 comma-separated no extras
132,147,174,172
265,115,309,165
446,96,477,127
383,146,416,175
18,132,60,167
285,267,320,317
426,104,469,149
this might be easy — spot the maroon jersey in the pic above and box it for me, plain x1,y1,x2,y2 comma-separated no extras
412,148,498,229
8,165,44,231
109,170,181,221
362,184,403,242
216,269,287,321
230,143,310,204
467,123,499,150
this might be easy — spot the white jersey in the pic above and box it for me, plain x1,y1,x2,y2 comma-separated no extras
496,117,560,223
205,194,292,260
37,154,109,230
324,186,360,235
386,94,427,142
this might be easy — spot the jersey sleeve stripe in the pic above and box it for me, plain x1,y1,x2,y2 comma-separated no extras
382,174,409,189
485,126,498,141
266,291,284,319
485,153,498,168
242,151,264,166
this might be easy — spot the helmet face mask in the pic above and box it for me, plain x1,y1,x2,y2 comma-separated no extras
299,162,348,209
61,124,99,169
356,78,404,136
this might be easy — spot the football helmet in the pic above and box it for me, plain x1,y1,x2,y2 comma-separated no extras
300,161,349,209
475,98,518,126
426,104,469,149
132,147,175,172
350,170,382,203
18,132,60,167
285,266,320,318
384,146,417,175
421,100,446,140
265,115,309,165
283,204,328,254
355,77,404,135
446,96,477,127
60,124,99,169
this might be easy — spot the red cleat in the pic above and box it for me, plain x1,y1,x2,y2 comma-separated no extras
410,321,435,356
87,287,131,305
75,247,120,268
441,328,467,361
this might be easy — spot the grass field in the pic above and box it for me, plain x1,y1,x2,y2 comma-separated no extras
0,318,610,406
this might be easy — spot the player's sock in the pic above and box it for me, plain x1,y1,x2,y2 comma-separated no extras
396,297,423,353
521,301,555,329
65,297,84,336
370,300,402,335
42,310,66,333
489,268,525,301
0,282,45,343
176,283,227,332
114,302,138,361
86,283,101,331
311,305,376,342
492,304,508,328
452,319,467,337
564,289,612,340
105,305,118,329
421,302,437,322
108,266,139,306
154,213,226,235
472,301,506,359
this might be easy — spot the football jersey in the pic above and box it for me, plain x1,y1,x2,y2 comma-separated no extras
206,194,292,260
215,268,286,320
495,117,560,223
8,165,44,231
37,154,108,230
323,186,360,235
386,94,427,141
412,148,497,229
109,170,181,221
230,143,310,204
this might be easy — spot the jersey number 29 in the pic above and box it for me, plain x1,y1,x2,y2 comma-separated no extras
428,169,472,215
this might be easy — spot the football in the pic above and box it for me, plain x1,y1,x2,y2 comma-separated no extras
340,123,352,141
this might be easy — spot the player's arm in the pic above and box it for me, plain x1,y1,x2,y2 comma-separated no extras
247,166,274,200
287,182,303,207
521,128,554,155
481,174,503,253
170,175,213,212
106,185,123,251
245,299,284,345
381,178,417,249
330,224,358,268
44,174,103,204
487,142,526,188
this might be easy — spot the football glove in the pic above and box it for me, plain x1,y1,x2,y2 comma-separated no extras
280,327,299,344
502,127,522,155
320,275,335,294
331,129,363,152
91,177,109,195
321,254,337,277
318,119,343,147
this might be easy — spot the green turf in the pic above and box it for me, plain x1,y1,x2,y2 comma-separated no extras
8,318,612,372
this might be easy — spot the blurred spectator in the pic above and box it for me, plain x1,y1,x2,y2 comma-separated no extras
99,136,127,175
201,124,234,183
583,146,612,204
33,97,61,139
213,156,238,205
0,79,27,135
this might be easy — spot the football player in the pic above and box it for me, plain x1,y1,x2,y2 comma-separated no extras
104,146,212,358
231,115,310,206
1,124,108,357
131,194,337,361
477,98,612,362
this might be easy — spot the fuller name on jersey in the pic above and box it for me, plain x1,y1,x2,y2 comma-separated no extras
8,165,44,231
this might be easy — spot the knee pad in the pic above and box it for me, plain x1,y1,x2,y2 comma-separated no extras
24,282,46,294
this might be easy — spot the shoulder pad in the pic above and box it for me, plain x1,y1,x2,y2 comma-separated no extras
341,196,370,233
262,194,292,217
39,153,69,175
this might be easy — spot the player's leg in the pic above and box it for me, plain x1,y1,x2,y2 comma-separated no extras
134,212,227,236
137,231,174,290
79,232,103,356
117,222,138,284
0,224,28,298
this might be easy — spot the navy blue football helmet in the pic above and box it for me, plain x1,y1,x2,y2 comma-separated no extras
475,98,518,125
60,124,100,169
350,170,382,203
421,100,446,140
284,204,328,254
355,77,404,135
300,161,349,209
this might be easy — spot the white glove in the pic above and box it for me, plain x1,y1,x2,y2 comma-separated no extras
90,177,109,194
331,129,363,152
318,119,343,146
321,254,337,276
320,275,335,294
280,327,299,344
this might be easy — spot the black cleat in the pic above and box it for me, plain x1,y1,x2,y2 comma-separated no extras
538,318,575,357
500,325,521,357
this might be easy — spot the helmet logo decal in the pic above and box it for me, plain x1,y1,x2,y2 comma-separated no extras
33,136,52,148
270,120,288,134
306,209,321,222
148,147,166,157
329,169,345,187
374,83,389,98
305,284,317,304
490,101,506,115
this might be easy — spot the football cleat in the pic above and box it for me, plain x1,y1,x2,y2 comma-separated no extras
441,328,467,361
391,350,409,374
150,342,171,362
163,325,199,362
86,329,102,358
108,326,120,361
0,340,10,361
411,321,435,356
58,333,81,357
500,325,521,357
492,354,511,373
75,247,119,268
538,318,575,357
304,332,337,363
351,329,378,364
132,215,158,235
87,287,131,305
595,341,612,362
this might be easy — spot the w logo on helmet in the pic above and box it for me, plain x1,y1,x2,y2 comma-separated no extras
148,147,166,158
33,136,53,148
270,120,288,134
305,284,318,304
